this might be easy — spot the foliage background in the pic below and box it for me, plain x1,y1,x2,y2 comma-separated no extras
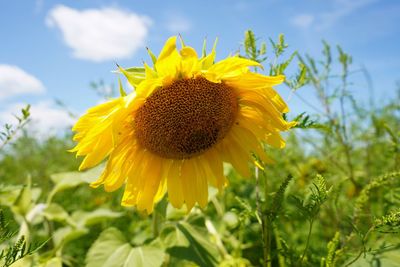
1,31,399,267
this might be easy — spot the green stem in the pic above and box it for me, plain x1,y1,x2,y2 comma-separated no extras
273,226,286,267
264,218,272,267
299,218,314,265
256,167,273,267
255,167,268,267
152,211,161,238
344,227,373,266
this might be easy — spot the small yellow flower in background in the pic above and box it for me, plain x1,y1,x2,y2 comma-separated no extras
71,36,295,213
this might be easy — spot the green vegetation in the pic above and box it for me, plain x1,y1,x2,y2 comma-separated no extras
1,31,399,267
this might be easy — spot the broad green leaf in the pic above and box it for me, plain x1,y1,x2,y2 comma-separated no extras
71,208,123,227
42,203,71,224
219,258,252,267
53,226,88,249
123,247,164,267
167,258,198,267
166,222,220,267
165,204,186,220
9,255,34,267
86,228,126,267
160,224,190,248
48,166,103,202
86,227,164,267
0,184,22,206
101,244,131,267
13,176,32,216
40,257,62,267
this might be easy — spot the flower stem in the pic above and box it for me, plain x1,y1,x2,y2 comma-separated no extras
256,167,272,267
299,218,314,265
152,211,161,238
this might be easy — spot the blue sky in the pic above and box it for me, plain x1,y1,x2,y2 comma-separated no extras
0,0,399,133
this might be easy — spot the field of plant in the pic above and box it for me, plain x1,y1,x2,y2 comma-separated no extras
1,31,399,267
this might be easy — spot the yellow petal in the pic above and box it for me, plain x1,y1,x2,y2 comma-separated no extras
237,85,289,113
180,159,196,211
225,72,284,89
265,132,286,149
79,132,113,170
202,150,223,190
155,36,181,77
167,160,184,208
157,36,178,62
180,46,198,58
192,158,209,208
180,46,200,77
221,137,252,178
136,155,163,213
205,56,261,82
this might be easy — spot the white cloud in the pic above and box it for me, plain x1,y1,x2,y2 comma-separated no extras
0,101,75,137
291,0,377,31
34,0,44,13
165,14,192,33
46,5,152,62
0,65,45,101
291,14,314,29
317,0,377,30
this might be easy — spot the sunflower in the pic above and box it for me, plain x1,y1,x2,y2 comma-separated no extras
71,36,295,213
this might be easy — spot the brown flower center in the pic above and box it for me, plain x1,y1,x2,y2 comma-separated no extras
134,77,238,159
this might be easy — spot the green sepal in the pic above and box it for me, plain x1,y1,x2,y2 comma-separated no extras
178,34,185,47
118,77,127,96
117,64,145,88
146,47,158,65
144,62,158,78
201,38,218,69
201,37,207,58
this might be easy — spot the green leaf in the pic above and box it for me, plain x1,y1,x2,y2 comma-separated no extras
166,222,220,267
292,112,326,130
123,247,165,267
40,257,63,267
42,203,71,224
12,176,32,216
244,30,257,60
165,204,186,221
48,166,103,203
8,255,34,267
160,224,190,248
0,185,22,207
21,105,31,119
86,228,126,267
71,208,123,227
53,226,88,249
86,228,164,267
